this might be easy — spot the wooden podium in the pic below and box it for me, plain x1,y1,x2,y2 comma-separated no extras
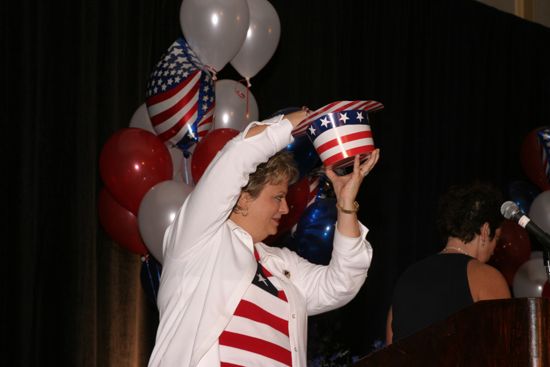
354,298,549,367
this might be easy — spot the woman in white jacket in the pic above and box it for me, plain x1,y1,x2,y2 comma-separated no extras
148,109,379,367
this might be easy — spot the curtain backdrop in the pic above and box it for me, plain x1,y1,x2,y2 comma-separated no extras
7,0,550,365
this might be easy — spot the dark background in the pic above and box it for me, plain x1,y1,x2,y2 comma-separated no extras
6,0,550,365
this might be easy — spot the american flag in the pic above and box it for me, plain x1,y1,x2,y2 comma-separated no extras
292,100,383,137
304,101,384,168
537,128,550,181
146,38,215,149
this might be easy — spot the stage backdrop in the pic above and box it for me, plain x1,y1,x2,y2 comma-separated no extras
6,0,550,365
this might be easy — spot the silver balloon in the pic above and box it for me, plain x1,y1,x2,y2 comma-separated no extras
179,0,250,72
528,190,550,234
138,180,193,263
129,103,155,134
230,0,281,80
213,79,259,131
512,251,546,298
168,146,196,186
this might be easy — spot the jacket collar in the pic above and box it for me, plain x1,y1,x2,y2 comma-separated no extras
226,219,255,253
226,219,280,260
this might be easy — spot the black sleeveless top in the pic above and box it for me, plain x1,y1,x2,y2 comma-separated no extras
391,253,474,341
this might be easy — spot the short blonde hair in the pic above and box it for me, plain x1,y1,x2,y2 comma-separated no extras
242,151,299,198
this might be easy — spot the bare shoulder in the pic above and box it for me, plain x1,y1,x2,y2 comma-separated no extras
467,260,511,301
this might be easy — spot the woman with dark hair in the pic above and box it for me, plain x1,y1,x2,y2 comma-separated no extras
148,109,380,366
386,182,511,344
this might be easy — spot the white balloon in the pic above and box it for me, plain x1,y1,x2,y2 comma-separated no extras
129,103,155,134
179,0,250,72
213,79,259,131
138,180,193,263
169,146,185,183
231,0,281,79
512,251,547,298
168,145,195,186
528,190,550,234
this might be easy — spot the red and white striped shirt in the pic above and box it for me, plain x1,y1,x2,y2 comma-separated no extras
219,247,291,367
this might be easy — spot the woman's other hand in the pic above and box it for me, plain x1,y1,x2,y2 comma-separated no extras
325,150,380,237
326,149,380,208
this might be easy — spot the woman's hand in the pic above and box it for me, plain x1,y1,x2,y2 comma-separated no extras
245,107,309,139
325,149,380,211
283,107,310,129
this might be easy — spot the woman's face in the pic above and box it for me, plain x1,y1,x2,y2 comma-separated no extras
239,179,290,243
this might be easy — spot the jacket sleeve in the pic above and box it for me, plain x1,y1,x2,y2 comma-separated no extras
284,223,372,315
162,115,294,261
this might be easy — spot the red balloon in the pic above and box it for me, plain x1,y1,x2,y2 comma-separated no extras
488,219,532,286
191,128,239,183
543,281,550,299
520,127,550,191
99,128,172,214
277,176,310,235
98,188,148,255
264,176,311,246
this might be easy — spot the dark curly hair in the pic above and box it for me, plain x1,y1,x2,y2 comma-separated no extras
436,182,504,243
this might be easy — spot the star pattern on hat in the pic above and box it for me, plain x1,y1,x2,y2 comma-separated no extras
339,113,349,123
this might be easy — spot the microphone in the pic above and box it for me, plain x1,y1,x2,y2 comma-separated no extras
501,201,550,281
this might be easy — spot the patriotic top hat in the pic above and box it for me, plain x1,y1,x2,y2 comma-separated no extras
292,100,384,169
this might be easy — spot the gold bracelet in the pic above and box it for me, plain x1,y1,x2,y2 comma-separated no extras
336,201,359,214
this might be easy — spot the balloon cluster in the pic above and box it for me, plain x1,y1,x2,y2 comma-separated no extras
490,126,550,299
99,0,378,307
98,0,285,303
